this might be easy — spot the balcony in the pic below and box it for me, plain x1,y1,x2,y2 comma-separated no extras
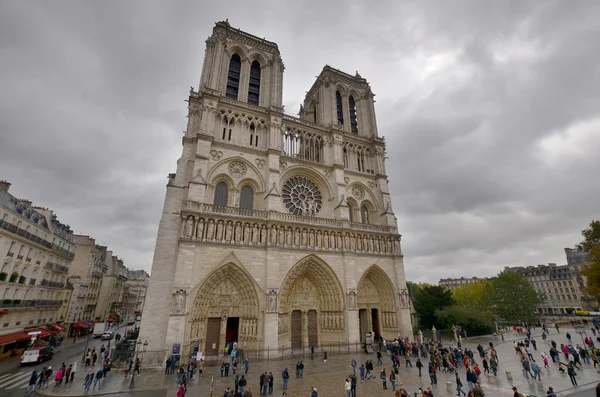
51,244,74,259
44,261,69,274
0,299,62,309
40,279,65,289
0,219,52,248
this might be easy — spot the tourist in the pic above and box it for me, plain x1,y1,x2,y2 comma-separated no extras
43,366,52,388
531,360,541,381
405,351,413,368
349,372,357,397
566,332,572,344
134,357,141,376
65,364,72,384
310,387,318,397
268,372,274,394
521,359,533,379
428,361,437,385
244,358,249,374
380,368,387,389
561,362,577,386
345,378,351,397
84,370,94,392
351,357,357,374
261,371,269,396
323,351,328,363
546,386,556,397
54,366,64,386
177,379,187,397
389,367,396,391
311,345,315,360
455,372,466,397
416,357,424,376
281,367,289,390
165,357,171,375
299,361,304,377
240,375,247,395
473,381,484,397
359,364,365,382
377,350,383,365
93,368,103,390
27,371,38,394
245,386,253,397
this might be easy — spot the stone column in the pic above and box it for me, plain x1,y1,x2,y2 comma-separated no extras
219,316,227,354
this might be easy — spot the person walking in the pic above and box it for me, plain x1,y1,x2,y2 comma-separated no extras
177,380,187,397
473,381,485,397
351,358,357,374
310,387,318,397
455,373,466,396
299,361,304,378
377,350,383,365
239,375,247,395
281,367,289,390
566,332,572,344
359,364,365,382
389,367,396,391
93,368,103,390
84,370,94,392
531,361,541,381
405,351,413,368
345,378,351,397
261,371,269,397
311,345,314,360
43,367,52,388
349,372,357,397
65,365,72,384
546,386,556,397
134,357,141,376
522,359,533,379
268,372,274,394
380,368,387,389
416,358,423,377
26,371,38,394
244,358,249,375
429,361,438,385
562,363,577,386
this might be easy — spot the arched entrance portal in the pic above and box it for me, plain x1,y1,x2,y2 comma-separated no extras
278,255,345,350
357,265,397,341
188,263,261,356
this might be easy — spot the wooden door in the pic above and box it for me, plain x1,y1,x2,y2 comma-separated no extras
307,310,318,347
205,318,221,356
291,310,302,350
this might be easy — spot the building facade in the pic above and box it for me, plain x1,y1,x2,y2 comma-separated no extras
0,181,74,336
439,277,492,290
95,254,128,323
140,21,412,362
126,269,150,319
64,280,89,325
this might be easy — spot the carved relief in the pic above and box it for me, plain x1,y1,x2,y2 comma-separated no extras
279,160,287,171
267,290,279,312
367,181,376,189
351,185,365,200
228,161,248,179
210,150,223,161
255,158,266,169
348,289,357,309
172,289,187,314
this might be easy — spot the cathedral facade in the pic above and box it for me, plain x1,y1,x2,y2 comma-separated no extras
140,20,413,362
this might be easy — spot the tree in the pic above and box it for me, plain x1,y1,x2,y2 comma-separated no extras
577,220,600,252
491,272,542,323
413,284,455,329
435,305,495,334
453,280,494,311
580,245,600,300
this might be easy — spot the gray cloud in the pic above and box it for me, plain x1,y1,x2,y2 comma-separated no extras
1,0,598,281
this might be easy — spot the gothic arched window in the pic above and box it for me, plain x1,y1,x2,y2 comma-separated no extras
248,61,261,106
239,186,254,213
226,54,241,100
349,95,358,133
360,205,369,224
214,182,229,207
336,91,344,127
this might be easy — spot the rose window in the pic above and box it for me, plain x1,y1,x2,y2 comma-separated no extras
282,177,322,216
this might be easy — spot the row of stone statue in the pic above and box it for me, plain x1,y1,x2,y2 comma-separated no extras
183,216,401,255
321,311,344,330
381,311,399,329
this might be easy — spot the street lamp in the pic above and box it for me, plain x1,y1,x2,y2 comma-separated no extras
128,339,148,389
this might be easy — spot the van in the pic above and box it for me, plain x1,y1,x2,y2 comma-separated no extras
20,346,54,365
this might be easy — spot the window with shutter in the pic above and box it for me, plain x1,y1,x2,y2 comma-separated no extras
214,182,229,207
248,61,261,106
349,96,358,133
336,91,344,126
226,54,241,100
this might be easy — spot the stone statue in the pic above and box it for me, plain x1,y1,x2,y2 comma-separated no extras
216,221,223,241
243,223,251,243
279,227,285,245
323,231,329,249
285,228,292,246
225,222,233,242
174,290,186,314
270,225,277,244
184,217,194,238
260,225,267,244
316,231,322,248
432,326,437,342
301,229,308,246
206,219,215,240
267,290,278,312
235,223,242,242
196,218,205,239
294,228,300,246
336,233,343,250
350,234,356,251
309,230,315,247
252,224,259,243
344,233,350,250
374,238,380,252
348,290,357,309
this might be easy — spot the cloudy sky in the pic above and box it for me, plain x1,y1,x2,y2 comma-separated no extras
1,1,598,283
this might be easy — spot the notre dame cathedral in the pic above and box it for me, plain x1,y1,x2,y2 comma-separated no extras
140,20,413,362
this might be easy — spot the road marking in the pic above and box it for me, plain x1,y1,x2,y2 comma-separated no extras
0,372,30,388
5,377,30,389
0,373,12,381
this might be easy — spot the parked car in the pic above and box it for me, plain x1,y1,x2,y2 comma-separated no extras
127,320,135,326
100,332,114,340
20,346,54,365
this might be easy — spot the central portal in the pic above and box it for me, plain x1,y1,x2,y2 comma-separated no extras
226,317,239,345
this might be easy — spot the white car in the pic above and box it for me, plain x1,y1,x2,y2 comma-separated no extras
100,332,114,340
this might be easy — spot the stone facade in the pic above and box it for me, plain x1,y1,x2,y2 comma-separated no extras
0,181,74,337
140,21,412,362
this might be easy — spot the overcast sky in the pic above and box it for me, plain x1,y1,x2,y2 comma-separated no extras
1,1,599,283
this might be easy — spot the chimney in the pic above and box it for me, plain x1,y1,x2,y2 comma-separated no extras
0,181,10,192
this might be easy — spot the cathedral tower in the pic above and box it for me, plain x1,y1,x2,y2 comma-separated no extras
140,21,412,364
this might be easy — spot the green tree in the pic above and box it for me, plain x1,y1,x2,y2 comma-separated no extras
453,280,494,311
580,245,600,300
435,305,495,334
413,284,455,329
577,220,600,252
491,272,542,323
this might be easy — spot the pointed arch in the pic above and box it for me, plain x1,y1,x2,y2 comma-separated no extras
279,254,344,312
357,265,396,312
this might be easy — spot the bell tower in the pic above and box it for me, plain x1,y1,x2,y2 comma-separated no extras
199,20,284,109
299,66,379,138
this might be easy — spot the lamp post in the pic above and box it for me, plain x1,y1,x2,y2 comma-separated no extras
129,339,148,389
